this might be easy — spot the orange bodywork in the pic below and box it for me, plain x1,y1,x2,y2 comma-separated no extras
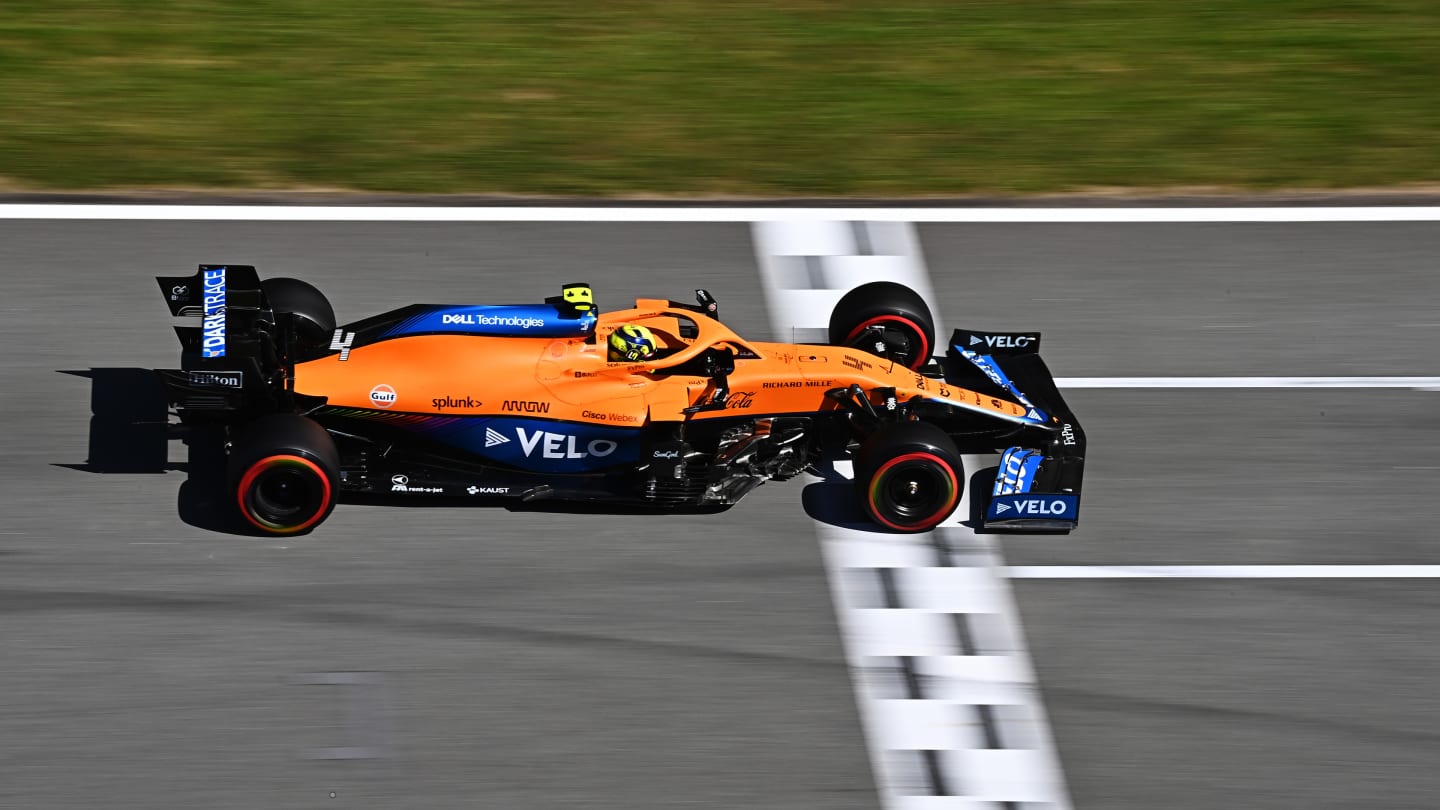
294,300,1036,425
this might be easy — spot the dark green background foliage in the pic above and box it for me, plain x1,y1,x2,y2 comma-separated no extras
2,1,1437,195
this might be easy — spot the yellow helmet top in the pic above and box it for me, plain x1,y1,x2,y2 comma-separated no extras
608,324,657,362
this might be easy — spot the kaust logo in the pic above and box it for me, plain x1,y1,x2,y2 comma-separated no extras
201,267,226,358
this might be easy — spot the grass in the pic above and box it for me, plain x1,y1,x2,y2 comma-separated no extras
1,0,1438,196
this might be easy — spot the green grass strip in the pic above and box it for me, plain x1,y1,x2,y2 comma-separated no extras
2,1,1439,195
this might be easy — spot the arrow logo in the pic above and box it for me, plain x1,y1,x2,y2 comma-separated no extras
484,427,509,447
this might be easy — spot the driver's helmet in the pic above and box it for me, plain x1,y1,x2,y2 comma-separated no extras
608,324,658,362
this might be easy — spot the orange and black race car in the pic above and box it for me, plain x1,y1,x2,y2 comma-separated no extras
154,266,1085,536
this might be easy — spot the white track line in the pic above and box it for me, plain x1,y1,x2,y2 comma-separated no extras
1006,565,1440,579
755,222,1071,809
3,204,1440,222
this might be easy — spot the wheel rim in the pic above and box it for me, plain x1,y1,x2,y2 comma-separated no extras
867,452,958,531
845,315,931,370
237,454,332,534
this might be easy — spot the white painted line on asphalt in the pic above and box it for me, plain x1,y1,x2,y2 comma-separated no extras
755,222,1071,809
1057,376,1440,390
4,204,1440,222
1005,565,1440,579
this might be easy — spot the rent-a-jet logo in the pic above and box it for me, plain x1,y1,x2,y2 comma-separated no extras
201,267,227,358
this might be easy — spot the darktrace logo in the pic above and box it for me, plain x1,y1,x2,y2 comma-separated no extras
200,267,226,358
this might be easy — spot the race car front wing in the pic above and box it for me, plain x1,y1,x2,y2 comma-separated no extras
942,328,1086,532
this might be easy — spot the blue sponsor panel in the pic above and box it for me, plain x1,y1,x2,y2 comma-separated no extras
424,416,641,473
993,447,1044,496
955,347,1047,424
986,493,1079,522
384,305,597,339
200,266,227,357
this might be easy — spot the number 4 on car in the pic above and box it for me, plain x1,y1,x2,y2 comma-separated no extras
152,267,1086,535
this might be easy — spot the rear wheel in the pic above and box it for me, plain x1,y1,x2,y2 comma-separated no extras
855,421,963,533
828,281,936,371
228,414,339,535
261,277,335,361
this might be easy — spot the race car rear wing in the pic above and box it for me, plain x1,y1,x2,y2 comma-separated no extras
155,265,286,417
940,328,1086,532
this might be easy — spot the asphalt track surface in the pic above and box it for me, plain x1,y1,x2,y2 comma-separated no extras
4,217,1440,808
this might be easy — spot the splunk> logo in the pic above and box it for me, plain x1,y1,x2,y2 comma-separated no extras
370,384,397,408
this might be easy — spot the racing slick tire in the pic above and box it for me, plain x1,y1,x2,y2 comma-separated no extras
261,277,336,361
828,281,936,371
228,414,340,535
855,420,963,533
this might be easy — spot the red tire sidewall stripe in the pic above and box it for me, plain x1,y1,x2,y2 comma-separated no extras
866,451,959,532
236,454,333,534
844,315,931,370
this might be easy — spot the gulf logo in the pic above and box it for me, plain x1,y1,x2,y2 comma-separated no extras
370,384,398,409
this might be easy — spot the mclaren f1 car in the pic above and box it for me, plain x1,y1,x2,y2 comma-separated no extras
153,266,1085,535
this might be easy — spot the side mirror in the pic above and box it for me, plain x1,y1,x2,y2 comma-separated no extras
695,289,718,320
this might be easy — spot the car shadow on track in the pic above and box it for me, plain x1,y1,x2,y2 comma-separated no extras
799,454,883,531
55,368,262,536
802,454,1018,536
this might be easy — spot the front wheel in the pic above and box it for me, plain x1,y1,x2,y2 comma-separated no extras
828,281,936,371
228,414,339,535
855,421,963,533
